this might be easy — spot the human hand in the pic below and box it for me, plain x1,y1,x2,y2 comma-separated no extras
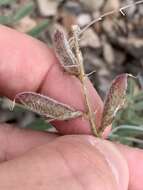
0,25,142,190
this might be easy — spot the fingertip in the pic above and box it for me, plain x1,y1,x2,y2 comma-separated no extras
54,135,129,190
0,25,56,98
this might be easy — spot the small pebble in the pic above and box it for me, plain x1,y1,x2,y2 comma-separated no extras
77,13,91,27
36,0,58,17
103,42,115,65
103,0,120,12
80,29,101,48
13,16,37,33
79,0,105,11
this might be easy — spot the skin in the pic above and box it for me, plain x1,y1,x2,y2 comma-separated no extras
0,25,142,190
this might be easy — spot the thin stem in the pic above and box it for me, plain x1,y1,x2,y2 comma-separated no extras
72,25,98,136
69,0,143,45
80,10,115,36
80,0,143,36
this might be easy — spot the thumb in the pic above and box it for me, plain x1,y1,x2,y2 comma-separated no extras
50,135,129,190
0,135,129,190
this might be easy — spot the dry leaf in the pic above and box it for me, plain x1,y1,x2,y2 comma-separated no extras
14,92,83,121
100,74,129,132
53,28,80,75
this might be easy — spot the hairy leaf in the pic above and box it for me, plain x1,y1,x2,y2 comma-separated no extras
13,92,82,121
100,74,129,132
53,28,80,76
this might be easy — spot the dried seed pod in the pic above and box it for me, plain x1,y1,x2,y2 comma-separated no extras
53,28,80,76
14,92,83,121
100,74,129,133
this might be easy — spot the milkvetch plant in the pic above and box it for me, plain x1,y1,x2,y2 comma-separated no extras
10,0,143,138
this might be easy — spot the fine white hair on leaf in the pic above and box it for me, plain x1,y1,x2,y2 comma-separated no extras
99,74,129,133
53,28,80,76
13,92,83,121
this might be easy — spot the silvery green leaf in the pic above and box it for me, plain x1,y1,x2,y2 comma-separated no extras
12,2,34,23
110,125,143,137
109,134,143,147
0,0,16,5
27,20,49,37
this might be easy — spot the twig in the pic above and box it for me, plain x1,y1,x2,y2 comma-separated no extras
80,0,143,35
86,70,96,77
67,0,143,136
80,10,115,36
69,0,143,44
72,25,98,136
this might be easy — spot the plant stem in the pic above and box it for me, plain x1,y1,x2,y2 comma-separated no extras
72,25,98,137
69,0,143,46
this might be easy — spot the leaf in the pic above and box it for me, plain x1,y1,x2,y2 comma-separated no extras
109,134,143,148
0,15,12,25
12,2,34,23
110,125,143,137
0,0,16,5
26,118,53,131
133,91,143,101
13,92,83,121
132,101,143,111
99,74,129,133
27,20,49,37
127,77,136,97
128,115,143,126
53,28,80,76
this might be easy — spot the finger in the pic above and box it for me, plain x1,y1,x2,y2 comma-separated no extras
0,25,103,134
117,143,143,190
0,124,57,162
0,135,129,190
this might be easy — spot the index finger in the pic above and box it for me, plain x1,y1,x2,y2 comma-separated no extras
0,25,103,134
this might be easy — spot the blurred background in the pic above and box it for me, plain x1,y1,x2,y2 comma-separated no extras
0,0,143,147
